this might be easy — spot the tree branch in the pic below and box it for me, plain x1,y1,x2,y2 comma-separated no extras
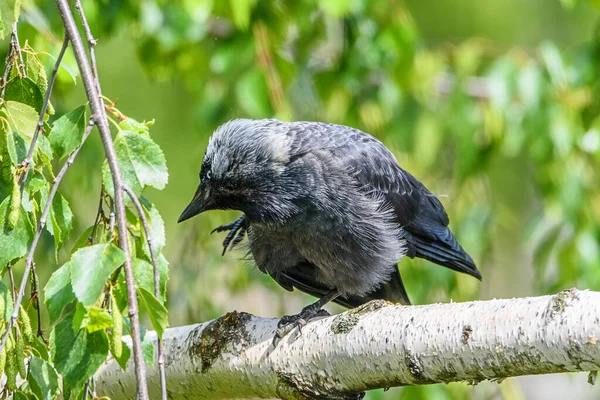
54,1,149,398
96,289,600,399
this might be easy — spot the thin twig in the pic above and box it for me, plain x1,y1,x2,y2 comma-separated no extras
123,184,168,400
55,1,149,398
109,198,115,241
0,119,95,354
88,189,106,244
11,23,26,78
74,0,100,92
31,263,44,338
83,380,90,400
18,37,69,190
1,32,15,99
6,262,16,304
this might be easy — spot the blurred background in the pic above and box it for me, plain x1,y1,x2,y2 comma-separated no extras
5,0,600,398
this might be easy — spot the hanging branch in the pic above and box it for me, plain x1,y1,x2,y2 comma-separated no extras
74,0,100,93
88,189,106,244
0,36,15,99
54,1,150,398
123,185,168,400
6,262,15,304
18,36,69,190
11,23,26,78
30,263,44,338
0,120,95,353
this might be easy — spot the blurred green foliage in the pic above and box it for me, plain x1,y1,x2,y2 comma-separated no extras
4,0,600,398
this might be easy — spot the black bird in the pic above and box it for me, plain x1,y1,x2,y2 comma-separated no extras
179,119,481,343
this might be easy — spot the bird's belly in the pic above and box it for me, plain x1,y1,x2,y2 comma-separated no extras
247,226,305,276
248,221,400,297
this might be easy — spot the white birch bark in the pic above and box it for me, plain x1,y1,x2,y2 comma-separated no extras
95,288,600,399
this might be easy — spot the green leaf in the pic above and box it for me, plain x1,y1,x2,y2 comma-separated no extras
35,132,53,169
72,303,113,333
114,338,131,370
85,306,113,333
119,117,151,137
30,336,49,361
24,52,54,115
12,391,33,400
0,196,33,268
137,287,168,339
0,0,21,40
44,261,75,325
71,301,87,332
25,171,46,195
25,52,49,94
5,130,26,166
102,130,168,198
70,225,105,255
50,312,108,390
133,256,168,302
0,280,14,321
49,192,73,259
5,101,38,143
70,244,126,306
28,357,60,400
48,105,86,160
141,327,154,367
121,317,153,366
141,197,166,256
4,77,44,114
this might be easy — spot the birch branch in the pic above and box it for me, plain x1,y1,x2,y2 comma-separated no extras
54,0,150,397
96,288,600,399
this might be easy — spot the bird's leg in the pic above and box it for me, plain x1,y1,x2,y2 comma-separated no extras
211,215,247,255
273,290,340,347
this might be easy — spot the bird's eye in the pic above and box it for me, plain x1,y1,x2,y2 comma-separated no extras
205,170,212,180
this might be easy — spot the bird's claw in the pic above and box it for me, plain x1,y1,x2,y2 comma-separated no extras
210,222,236,234
272,306,330,347
211,215,247,255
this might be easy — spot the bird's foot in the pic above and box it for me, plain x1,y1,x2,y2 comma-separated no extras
211,215,247,255
272,304,330,347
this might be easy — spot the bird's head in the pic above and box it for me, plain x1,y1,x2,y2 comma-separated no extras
178,119,298,223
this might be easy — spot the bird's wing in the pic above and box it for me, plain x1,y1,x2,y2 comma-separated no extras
287,121,425,226
287,122,480,279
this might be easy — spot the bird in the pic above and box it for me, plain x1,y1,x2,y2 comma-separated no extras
178,118,481,344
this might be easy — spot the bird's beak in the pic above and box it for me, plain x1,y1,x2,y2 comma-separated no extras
178,185,207,223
